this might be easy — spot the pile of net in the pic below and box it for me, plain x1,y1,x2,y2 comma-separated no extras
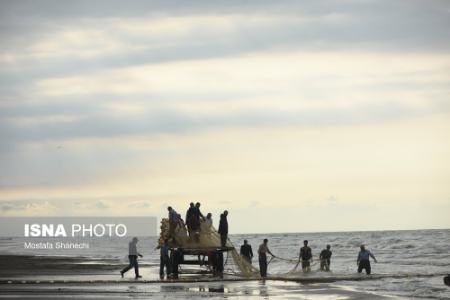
158,218,259,277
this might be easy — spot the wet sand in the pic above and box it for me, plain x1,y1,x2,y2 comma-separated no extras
0,281,397,300
0,255,405,299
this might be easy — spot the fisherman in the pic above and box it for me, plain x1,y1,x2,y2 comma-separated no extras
185,202,195,235
205,213,213,227
357,245,377,275
258,238,274,278
319,244,332,271
240,239,253,263
167,206,178,240
299,240,313,273
211,249,224,278
159,239,171,279
191,202,205,232
218,210,228,247
170,248,183,280
120,237,143,279
176,213,184,228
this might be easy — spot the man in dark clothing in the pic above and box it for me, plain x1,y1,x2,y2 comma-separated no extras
258,238,274,278
191,202,205,232
240,239,253,263
185,203,195,235
319,244,332,271
159,239,171,279
167,206,179,240
218,210,228,247
357,245,377,275
170,249,183,280
299,240,313,273
212,250,224,278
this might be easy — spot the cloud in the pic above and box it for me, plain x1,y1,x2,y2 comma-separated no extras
0,201,26,212
1,1,450,97
128,201,150,209
0,200,58,215
0,50,448,149
0,0,449,231
94,200,109,209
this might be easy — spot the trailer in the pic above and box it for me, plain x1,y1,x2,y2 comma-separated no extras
158,218,255,279
169,246,235,279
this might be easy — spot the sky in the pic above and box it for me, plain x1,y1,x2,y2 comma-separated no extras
0,0,449,233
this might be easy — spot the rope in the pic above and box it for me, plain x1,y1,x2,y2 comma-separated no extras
160,218,322,277
267,255,275,266
288,260,301,274
271,255,299,263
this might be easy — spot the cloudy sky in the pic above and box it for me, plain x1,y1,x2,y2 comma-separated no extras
1,0,449,233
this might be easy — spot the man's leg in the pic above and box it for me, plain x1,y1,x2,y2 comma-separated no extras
159,257,165,279
262,256,267,277
131,256,140,278
259,257,267,277
366,261,371,275
121,256,133,275
121,264,132,274
357,261,363,273
221,234,227,247
218,252,224,278
172,252,179,279
165,258,171,276
302,261,307,272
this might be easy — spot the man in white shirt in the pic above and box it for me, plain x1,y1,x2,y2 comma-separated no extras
205,213,213,227
120,237,143,279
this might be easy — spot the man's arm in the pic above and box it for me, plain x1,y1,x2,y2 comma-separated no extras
250,247,253,258
369,251,377,262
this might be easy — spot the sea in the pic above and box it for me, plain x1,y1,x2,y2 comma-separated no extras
0,229,449,299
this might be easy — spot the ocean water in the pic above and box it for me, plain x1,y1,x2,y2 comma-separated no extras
0,229,449,299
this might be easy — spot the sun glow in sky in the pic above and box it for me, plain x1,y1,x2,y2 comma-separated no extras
1,0,449,233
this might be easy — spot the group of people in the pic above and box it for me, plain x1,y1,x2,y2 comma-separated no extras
167,204,229,246
240,239,377,278
120,235,378,279
120,205,377,280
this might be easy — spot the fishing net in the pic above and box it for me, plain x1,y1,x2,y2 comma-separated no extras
157,218,323,278
158,218,260,277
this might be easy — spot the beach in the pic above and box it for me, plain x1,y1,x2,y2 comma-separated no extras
0,280,396,300
0,229,449,299
0,256,400,300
